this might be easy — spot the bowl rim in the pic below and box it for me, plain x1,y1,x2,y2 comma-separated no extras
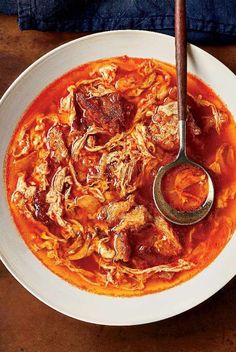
1,29,236,326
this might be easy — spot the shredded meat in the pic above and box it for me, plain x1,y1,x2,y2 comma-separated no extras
149,101,201,151
75,87,135,134
217,182,236,208
98,195,135,224
113,205,151,232
113,232,131,262
68,235,94,260
46,167,72,229
96,239,115,259
191,94,228,134
71,125,105,161
209,144,235,175
11,173,36,218
46,126,68,162
59,86,77,126
153,217,182,256
12,173,36,200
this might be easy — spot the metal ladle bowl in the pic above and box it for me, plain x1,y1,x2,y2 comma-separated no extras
153,120,214,225
153,0,214,225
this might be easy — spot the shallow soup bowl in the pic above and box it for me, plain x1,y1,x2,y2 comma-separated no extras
1,30,236,326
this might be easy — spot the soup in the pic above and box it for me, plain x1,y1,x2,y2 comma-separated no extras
6,56,236,296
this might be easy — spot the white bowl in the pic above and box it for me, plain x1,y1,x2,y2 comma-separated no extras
1,30,236,326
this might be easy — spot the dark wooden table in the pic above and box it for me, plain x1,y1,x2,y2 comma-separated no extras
1,15,236,352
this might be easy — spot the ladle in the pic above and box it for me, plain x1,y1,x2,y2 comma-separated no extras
153,0,214,225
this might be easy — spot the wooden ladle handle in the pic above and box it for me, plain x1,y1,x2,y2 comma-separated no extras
175,0,187,122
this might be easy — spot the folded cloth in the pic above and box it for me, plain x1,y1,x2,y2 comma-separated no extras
1,0,236,43
0,0,17,15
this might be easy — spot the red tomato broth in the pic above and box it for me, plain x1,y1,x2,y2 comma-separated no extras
5,56,236,296
162,164,209,211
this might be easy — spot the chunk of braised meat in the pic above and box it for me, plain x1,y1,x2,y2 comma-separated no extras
75,87,135,134
33,191,52,225
149,101,201,152
153,216,182,257
113,232,131,262
113,205,151,232
130,227,162,269
132,252,161,269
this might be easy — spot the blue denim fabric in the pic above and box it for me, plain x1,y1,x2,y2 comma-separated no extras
0,0,17,15
1,0,236,43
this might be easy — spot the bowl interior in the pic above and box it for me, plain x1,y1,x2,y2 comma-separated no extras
1,30,236,326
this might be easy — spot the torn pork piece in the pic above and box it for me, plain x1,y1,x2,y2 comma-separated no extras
153,216,182,257
113,205,151,232
75,87,135,134
113,232,131,262
98,195,135,224
46,126,68,162
149,101,201,151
